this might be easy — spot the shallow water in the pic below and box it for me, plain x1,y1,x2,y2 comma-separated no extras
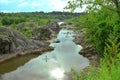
0,54,38,75
0,29,89,80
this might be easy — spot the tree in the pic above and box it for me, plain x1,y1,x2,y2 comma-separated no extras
66,0,120,21
66,0,120,54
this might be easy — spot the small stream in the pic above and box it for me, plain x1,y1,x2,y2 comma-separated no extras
0,29,89,80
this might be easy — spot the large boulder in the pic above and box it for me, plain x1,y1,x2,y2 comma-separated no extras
47,21,60,32
32,22,60,40
33,27,52,40
16,20,36,31
0,27,47,54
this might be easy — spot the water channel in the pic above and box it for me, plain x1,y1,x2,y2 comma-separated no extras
0,29,89,80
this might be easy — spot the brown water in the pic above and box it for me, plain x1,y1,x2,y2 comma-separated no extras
0,54,38,74
0,29,89,80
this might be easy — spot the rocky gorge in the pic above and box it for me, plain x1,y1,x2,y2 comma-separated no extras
0,22,60,62
0,21,100,76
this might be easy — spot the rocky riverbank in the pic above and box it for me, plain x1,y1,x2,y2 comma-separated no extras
0,47,53,63
61,24,101,68
73,29,101,68
0,22,60,63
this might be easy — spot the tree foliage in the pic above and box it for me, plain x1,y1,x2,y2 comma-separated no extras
66,0,120,54
66,0,120,79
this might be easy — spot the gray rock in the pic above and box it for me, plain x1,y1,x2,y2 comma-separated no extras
32,22,60,40
0,27,47,55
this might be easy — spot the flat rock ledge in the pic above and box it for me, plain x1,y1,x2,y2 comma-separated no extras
0,47,53,63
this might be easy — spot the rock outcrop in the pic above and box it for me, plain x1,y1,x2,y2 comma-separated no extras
32,22,60,40
73,28,101,68
0,27,49,55
0,21,60,62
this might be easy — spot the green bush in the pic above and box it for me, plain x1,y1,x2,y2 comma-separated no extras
1,17,14,25
72,33,120,80
23,27,32,38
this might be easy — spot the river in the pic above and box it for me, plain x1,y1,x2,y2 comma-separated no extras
0,29,89,80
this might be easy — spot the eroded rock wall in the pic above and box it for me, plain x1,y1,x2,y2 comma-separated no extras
0,27,47,54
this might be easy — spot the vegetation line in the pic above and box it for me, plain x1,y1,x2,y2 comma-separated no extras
66,0,120,80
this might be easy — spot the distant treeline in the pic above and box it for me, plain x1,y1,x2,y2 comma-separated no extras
0,11,83,26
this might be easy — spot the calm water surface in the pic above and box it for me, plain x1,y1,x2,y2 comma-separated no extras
0,54,38,74
0,29,89,80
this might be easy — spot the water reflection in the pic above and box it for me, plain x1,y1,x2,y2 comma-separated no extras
1,29,89,80
51,68,64,79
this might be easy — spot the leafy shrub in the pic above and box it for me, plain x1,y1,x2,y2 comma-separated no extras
1,17,14,25
72,33,120,80
23,27,32,38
